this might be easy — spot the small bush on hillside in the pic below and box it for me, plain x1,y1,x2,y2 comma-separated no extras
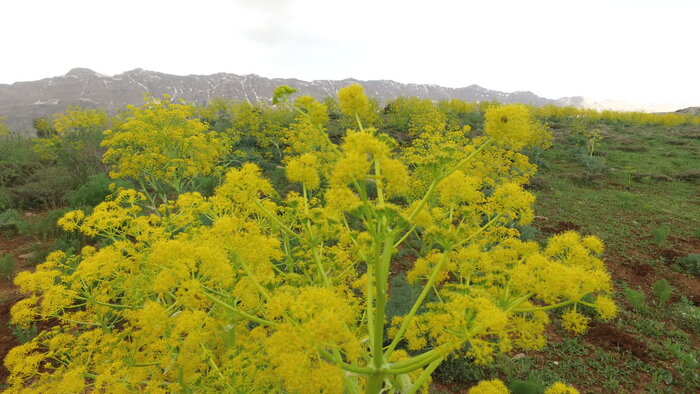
577,152,610,176
64,174,114,208
0,209,25,235
623,286,650,315
677,254,700,276
675,302,700,334
0,187,12,211
34,208,71,240
651,226,671,246
9,323,37,344
652,279,673,305
10,166,78,209
0,253,15,279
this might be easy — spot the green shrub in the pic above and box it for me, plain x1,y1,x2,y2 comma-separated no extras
0,162,39,189
0,209,25,235
385,274,421,323
652,279,673,305
11,166,79,209
64,174,114,208
677,254,700,276
578,153,610,176
651,226,670,246
35,208,71,240
623,286,649,314
27,234,81,266
0,187,12,211
510,378,546,394
664,342,700,389
675,302,700,334
0,133,39,168
0,253,15,279
433,354,489,387
517,225,540,242
612,191,637,209
9,323,37,344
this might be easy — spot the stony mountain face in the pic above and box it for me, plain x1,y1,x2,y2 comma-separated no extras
676,107,700,115
0,68,574,135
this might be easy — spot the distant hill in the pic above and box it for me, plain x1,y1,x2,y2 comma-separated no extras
675,107,700,115
0,68,575,134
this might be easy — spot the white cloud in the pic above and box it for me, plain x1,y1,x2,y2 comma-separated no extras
0,0,697,110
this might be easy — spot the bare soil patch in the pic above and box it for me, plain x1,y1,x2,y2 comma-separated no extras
586,323,648,361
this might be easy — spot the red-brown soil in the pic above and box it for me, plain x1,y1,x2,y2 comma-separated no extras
586,323,649,361
0,234,36,385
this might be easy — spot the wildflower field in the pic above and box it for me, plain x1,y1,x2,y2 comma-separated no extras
0,86,698,393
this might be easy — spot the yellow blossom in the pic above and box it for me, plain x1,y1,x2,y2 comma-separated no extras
468,378,509,394
593,295,618,320
561,308,589,334
286,153,321,189
545,382,580,394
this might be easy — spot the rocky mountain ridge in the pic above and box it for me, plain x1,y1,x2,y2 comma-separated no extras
0,68,575,134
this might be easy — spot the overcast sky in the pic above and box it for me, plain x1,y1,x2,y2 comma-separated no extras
1,0,698,111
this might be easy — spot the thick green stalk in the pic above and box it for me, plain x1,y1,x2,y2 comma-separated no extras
372,229,394,369
384,251,450,358
365,373,384,394
316,349,374,375
406,357,444,394
374,159,384,205
366,258,376,352
386,349,444,374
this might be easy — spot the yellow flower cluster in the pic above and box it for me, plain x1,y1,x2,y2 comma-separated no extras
485,104,551,151
545,382,581,394
338,84,380,127
53,106,110,135
537,104,700,127
467,379,580,394
5,87,617,393
286,153,321,189
102,97,229,193
468,378,509,393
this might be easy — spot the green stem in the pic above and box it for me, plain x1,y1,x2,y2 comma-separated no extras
386,348,442,373
355,113,365,132
204,292,276,327
453,214,501,249
366,254,376,353
76,295,139,311
365,373,384,394
393,224,416,248
372,228,395,370
405,138,492,224
384,251,450,358
311,246,330,287
406,178,438,223
316,348,374,376
374,159,384,205
253,199,302,241
236,256,273,302
513,299,573,313
406,357,444,394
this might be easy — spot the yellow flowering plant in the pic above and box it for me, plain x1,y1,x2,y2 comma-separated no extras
101,96,230,207
31,106,111,178
6,86,616,393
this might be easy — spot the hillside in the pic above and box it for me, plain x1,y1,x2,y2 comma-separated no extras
0,68,569,134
